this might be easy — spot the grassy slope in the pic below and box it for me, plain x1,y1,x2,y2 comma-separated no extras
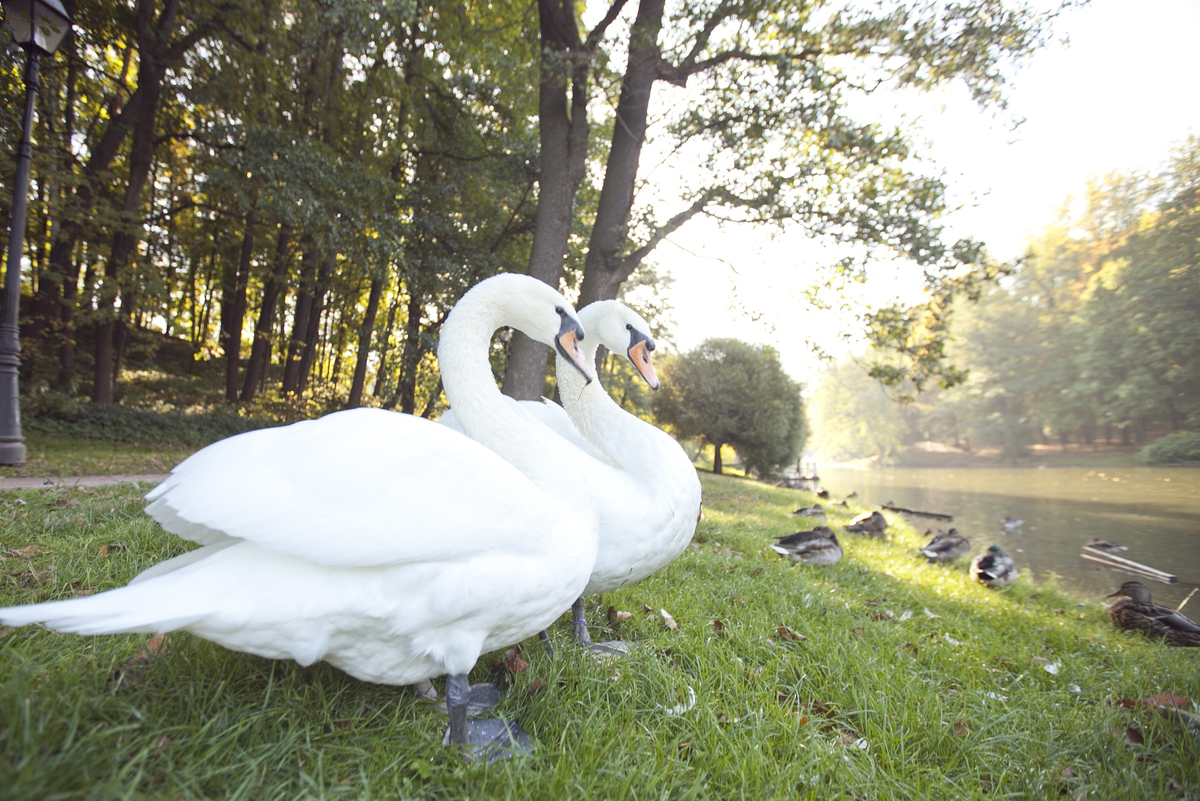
0,435,191,479
0,474,1196,800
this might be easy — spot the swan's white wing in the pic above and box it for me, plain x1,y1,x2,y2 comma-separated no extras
145,408,571,568
438,396,614,467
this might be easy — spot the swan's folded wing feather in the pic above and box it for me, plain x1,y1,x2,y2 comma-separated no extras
146,409,571,568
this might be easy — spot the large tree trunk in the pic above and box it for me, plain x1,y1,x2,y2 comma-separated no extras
282,249,320,394
712,442,724,475
221,201,256,402
371,296,399,398
240,223,292,402
579,0,665,306
394,287,425,414
501,0,594,401
92,0,198,403
346,277,383,408
294,256,335,395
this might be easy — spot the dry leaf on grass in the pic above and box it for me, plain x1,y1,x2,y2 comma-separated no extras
97,544,109,558
1123,725,1145,745
1059,767,1075,779
923,608,941,619
750,567,764,577
1142,693,1190,710
777,625,806,642
952,719,971,737
660,609,678,630
711,619,726,633
607,606,632,625
528,679,547,695
153,736,172,749
898,610,913,621
503,646,529,674
8,545,37,558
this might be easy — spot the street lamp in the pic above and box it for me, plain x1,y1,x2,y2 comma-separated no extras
0,0,72,465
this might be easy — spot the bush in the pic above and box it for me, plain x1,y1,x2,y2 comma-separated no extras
1137,431,1200,464
23,393,280,448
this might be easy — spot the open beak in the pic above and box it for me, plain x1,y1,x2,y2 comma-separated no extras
627,330,659,390
556,317,594,384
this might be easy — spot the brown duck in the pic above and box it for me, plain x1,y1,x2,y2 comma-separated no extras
844,510,887,537
1104,581,1200,647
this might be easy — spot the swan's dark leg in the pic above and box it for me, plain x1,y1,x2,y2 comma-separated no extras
446,673,470,745
538,629,555,658
573,596,634,657
571,596,593,647
441,674,534,761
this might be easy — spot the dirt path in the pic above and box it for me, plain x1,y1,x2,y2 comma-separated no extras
0,474,169,490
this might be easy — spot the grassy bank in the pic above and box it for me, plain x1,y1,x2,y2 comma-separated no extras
1,474,1196,799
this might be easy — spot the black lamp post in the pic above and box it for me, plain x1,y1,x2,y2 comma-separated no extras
0,0,72,465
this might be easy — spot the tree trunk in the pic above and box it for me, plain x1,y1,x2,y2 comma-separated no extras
294,256,334,395
712,442,724,475
579,0,666,307
282,249,320,394
240,222,291,402
91,0,195,403
395,288,425,414
372,296,399,398
346,277,383,408
501,0,593,401
220,201,257,402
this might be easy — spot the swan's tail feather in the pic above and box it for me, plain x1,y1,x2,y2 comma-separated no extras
0,577,214,636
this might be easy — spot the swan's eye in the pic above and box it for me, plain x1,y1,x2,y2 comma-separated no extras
625,323,632,331
555,306,565,315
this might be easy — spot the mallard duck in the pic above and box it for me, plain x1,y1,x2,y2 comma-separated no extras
792,505,826,519
921,528,971,563
771,527,842,566
1084,538,1128,552
1104,581,1200,647
1001,516,1024,531
816,489,830,499
844,510,887,537
971,545,1018,587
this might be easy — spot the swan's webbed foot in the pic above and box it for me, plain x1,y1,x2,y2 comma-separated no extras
442,674,532,762
572,597,632,658
538,629,555,658
586,640,633,658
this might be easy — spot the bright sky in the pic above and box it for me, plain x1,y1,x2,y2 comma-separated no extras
643,0,1200,387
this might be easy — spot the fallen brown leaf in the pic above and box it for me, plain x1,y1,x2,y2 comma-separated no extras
97,545,109,558
797,715,809,725
900,642,919,656
1115,698,1138,710
145,634,166,655
952,719,970,737
711,619,725,633
503,647,529,674
1142,693,1189,710
528,679,547,694
749,567,764,577
9,545,37,558
864,599,880,606
1123,726,1144,745
1168,778,1183,791
642,604,653,614
777,625,805,642
660,609,678,630
1060,767,1075,779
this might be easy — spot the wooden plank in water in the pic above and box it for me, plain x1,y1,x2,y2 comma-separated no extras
881,502,953,522
1081,546,1176,584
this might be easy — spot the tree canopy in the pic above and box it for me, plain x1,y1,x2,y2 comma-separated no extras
654,337,806,476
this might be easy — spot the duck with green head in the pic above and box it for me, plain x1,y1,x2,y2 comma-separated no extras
1104,581,1200,647
970,545,1018,587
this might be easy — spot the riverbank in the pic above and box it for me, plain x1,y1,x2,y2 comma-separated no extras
2,474,1196,799
867,441,1148,469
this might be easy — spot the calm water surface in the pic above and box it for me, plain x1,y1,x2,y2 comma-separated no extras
819,466,1200,607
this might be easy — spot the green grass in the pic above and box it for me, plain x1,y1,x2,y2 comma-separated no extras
0,435,192,478
1,474,1197,799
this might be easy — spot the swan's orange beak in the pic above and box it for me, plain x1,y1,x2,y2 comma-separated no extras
556,319,594,384
628,339,659,390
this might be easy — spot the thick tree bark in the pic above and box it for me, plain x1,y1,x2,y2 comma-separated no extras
371,296,399,398
501,0,599,400
240,223,292,402
294,256,334,395
221,201,257,402
282,249,320,394
92,0,202,403
346,277,383,408
712,442,724,475
394,288,425,414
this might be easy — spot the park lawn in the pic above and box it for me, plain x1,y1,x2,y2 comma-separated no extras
1,473,1196,800
0,435,192,479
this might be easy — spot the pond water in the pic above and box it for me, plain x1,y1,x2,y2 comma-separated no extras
818,466,1200,608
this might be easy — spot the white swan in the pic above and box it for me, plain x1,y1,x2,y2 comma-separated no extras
442,301,702,650
0,274,600,755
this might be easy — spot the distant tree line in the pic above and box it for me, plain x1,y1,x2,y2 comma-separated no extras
811,138,1200,460
1,0,1062,416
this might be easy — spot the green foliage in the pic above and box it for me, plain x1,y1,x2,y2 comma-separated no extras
22,393,278,449
1138,431,1200,464
654,338,806,477
815,137,1200,460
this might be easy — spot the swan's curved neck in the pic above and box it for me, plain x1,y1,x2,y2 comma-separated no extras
556,341,653,476
438,281,559,482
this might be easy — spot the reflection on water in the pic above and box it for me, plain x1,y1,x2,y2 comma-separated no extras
819,466,1200,607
